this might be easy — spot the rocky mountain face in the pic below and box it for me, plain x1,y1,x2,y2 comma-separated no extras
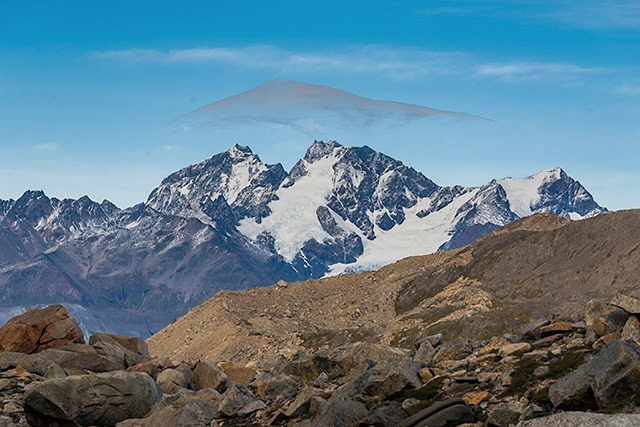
0,141,606,337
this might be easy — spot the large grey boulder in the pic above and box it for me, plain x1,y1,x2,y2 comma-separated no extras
89,333,150,359
516,411,640,426
38,342,130,373
89,333,149,367
549,339,640,410
0,352,66,379
23,371,162,426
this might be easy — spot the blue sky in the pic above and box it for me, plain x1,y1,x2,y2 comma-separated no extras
1,1,639,209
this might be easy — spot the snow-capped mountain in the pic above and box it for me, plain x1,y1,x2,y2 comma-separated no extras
0,140,606,336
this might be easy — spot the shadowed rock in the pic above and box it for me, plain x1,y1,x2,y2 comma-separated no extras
549,339,640,410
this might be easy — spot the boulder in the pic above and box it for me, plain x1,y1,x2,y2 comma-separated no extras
549,339,640,410
0,352,66,379
539,322,573,337
463,391,491,406
413,340,436,365
156,368,188,394
116,388,221,427
282,342,410,382
127,357,173,380
218,384,261,417
89,334,148,367
0,305,83,354
622,315,640,344
477,337,509,356
432,338,473,365
498,342,531,357
89,333,150,358
285,386,323,418
487,402,522,427
191,360,228,393
593,331,621,351
358,402,408,426
250,372,298,400
585,300,628,337
331,361,422,402
38,344,126,373
311,400,367,427
220,361,256,387
516,411,640,426
611,294,640,315
23,371,162,426
400,398,472,427
522,319,551,340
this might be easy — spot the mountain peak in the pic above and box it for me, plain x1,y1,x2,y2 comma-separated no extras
226,143,254,158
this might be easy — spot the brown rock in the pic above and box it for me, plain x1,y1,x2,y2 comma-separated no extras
593,331,621,351
468,353,500,367
463,391,491,406
0,305,83,354
611,293,640,315
622,315,640,344
156,368,187,394
220,361,256,387
498,342,531,357
532,333,564,348
478,337,509,356
127,357,173,380
89,333,150,359
539,322,572,337
419,367,434,383
191,360,228,393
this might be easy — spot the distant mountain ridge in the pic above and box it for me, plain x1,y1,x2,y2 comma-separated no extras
0,140,606,336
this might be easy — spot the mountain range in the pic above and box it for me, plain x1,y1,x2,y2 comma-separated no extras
0,140,606,337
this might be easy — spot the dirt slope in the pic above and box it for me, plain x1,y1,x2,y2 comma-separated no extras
148,210,640,367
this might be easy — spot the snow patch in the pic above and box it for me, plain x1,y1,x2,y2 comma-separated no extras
497,168,561,218
238,154,339,262
328,188,479,275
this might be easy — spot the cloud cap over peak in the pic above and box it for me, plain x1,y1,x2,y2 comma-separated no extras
179,79,486,132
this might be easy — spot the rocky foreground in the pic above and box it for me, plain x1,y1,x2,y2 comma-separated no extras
3,297,640,426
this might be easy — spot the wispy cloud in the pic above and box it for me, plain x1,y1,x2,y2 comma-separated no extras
617,84,640,95
96,44,603,83
543,1,640,29
96,45,465,81
33,143,59,152
475,62,604,81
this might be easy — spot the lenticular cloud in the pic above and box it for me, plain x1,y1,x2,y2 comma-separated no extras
178,79,483,132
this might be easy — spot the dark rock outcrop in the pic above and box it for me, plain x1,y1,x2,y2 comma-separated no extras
549,339,640,410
